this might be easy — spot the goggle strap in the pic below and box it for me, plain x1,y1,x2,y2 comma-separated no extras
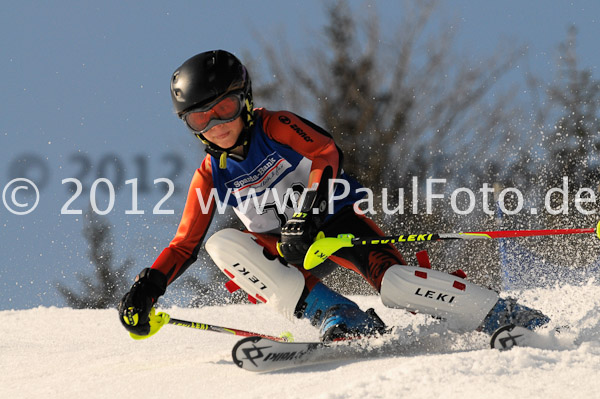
244,98,254,128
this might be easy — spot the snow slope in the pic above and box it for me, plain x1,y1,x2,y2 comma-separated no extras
2,283,600,399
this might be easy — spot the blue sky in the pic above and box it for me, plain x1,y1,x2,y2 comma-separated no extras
1,1,599,309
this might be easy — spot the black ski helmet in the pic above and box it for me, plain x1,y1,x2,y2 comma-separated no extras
170,50,254,129
170,50,255,168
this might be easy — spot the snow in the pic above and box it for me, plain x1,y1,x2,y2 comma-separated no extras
2,283,600,399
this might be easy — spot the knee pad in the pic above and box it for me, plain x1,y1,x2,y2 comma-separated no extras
205,228,305,320
380,265,499,332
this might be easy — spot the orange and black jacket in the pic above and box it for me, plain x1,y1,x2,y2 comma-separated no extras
150,108,364,285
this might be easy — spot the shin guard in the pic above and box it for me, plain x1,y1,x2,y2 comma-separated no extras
205,228,305,320
380,265,499,332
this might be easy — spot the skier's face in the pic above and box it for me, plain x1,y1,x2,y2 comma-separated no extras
202,116,244,149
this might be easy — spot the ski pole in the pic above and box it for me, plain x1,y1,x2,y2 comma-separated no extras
166,315,293,342
304,222,600,270
128,309,293,342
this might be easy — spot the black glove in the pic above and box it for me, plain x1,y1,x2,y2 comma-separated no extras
118,268,167,336
278,189,327,265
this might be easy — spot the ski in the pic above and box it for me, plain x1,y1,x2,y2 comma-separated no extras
232,324,568,372
232,335,380,372
232,324,440,372
489,324,570,351
490,324,535,350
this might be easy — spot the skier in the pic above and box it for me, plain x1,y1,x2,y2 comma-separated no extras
118,50,549,341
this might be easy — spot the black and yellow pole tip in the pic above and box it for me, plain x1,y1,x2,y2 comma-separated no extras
596,221,600,240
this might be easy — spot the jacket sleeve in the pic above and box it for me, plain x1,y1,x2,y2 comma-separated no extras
260,109,342,189
150,155,215,285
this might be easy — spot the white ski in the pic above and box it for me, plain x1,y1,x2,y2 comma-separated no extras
232,323,456,372
232,324,572,372
232,335,375,372
490,324,572,351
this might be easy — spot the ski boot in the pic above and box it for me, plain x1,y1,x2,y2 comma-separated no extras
296,282,387,342
319,305,387,342
479,297,550,335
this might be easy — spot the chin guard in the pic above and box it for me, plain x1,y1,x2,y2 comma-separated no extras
197,127,250,169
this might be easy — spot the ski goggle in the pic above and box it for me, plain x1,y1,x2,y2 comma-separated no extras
181,93,244,133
